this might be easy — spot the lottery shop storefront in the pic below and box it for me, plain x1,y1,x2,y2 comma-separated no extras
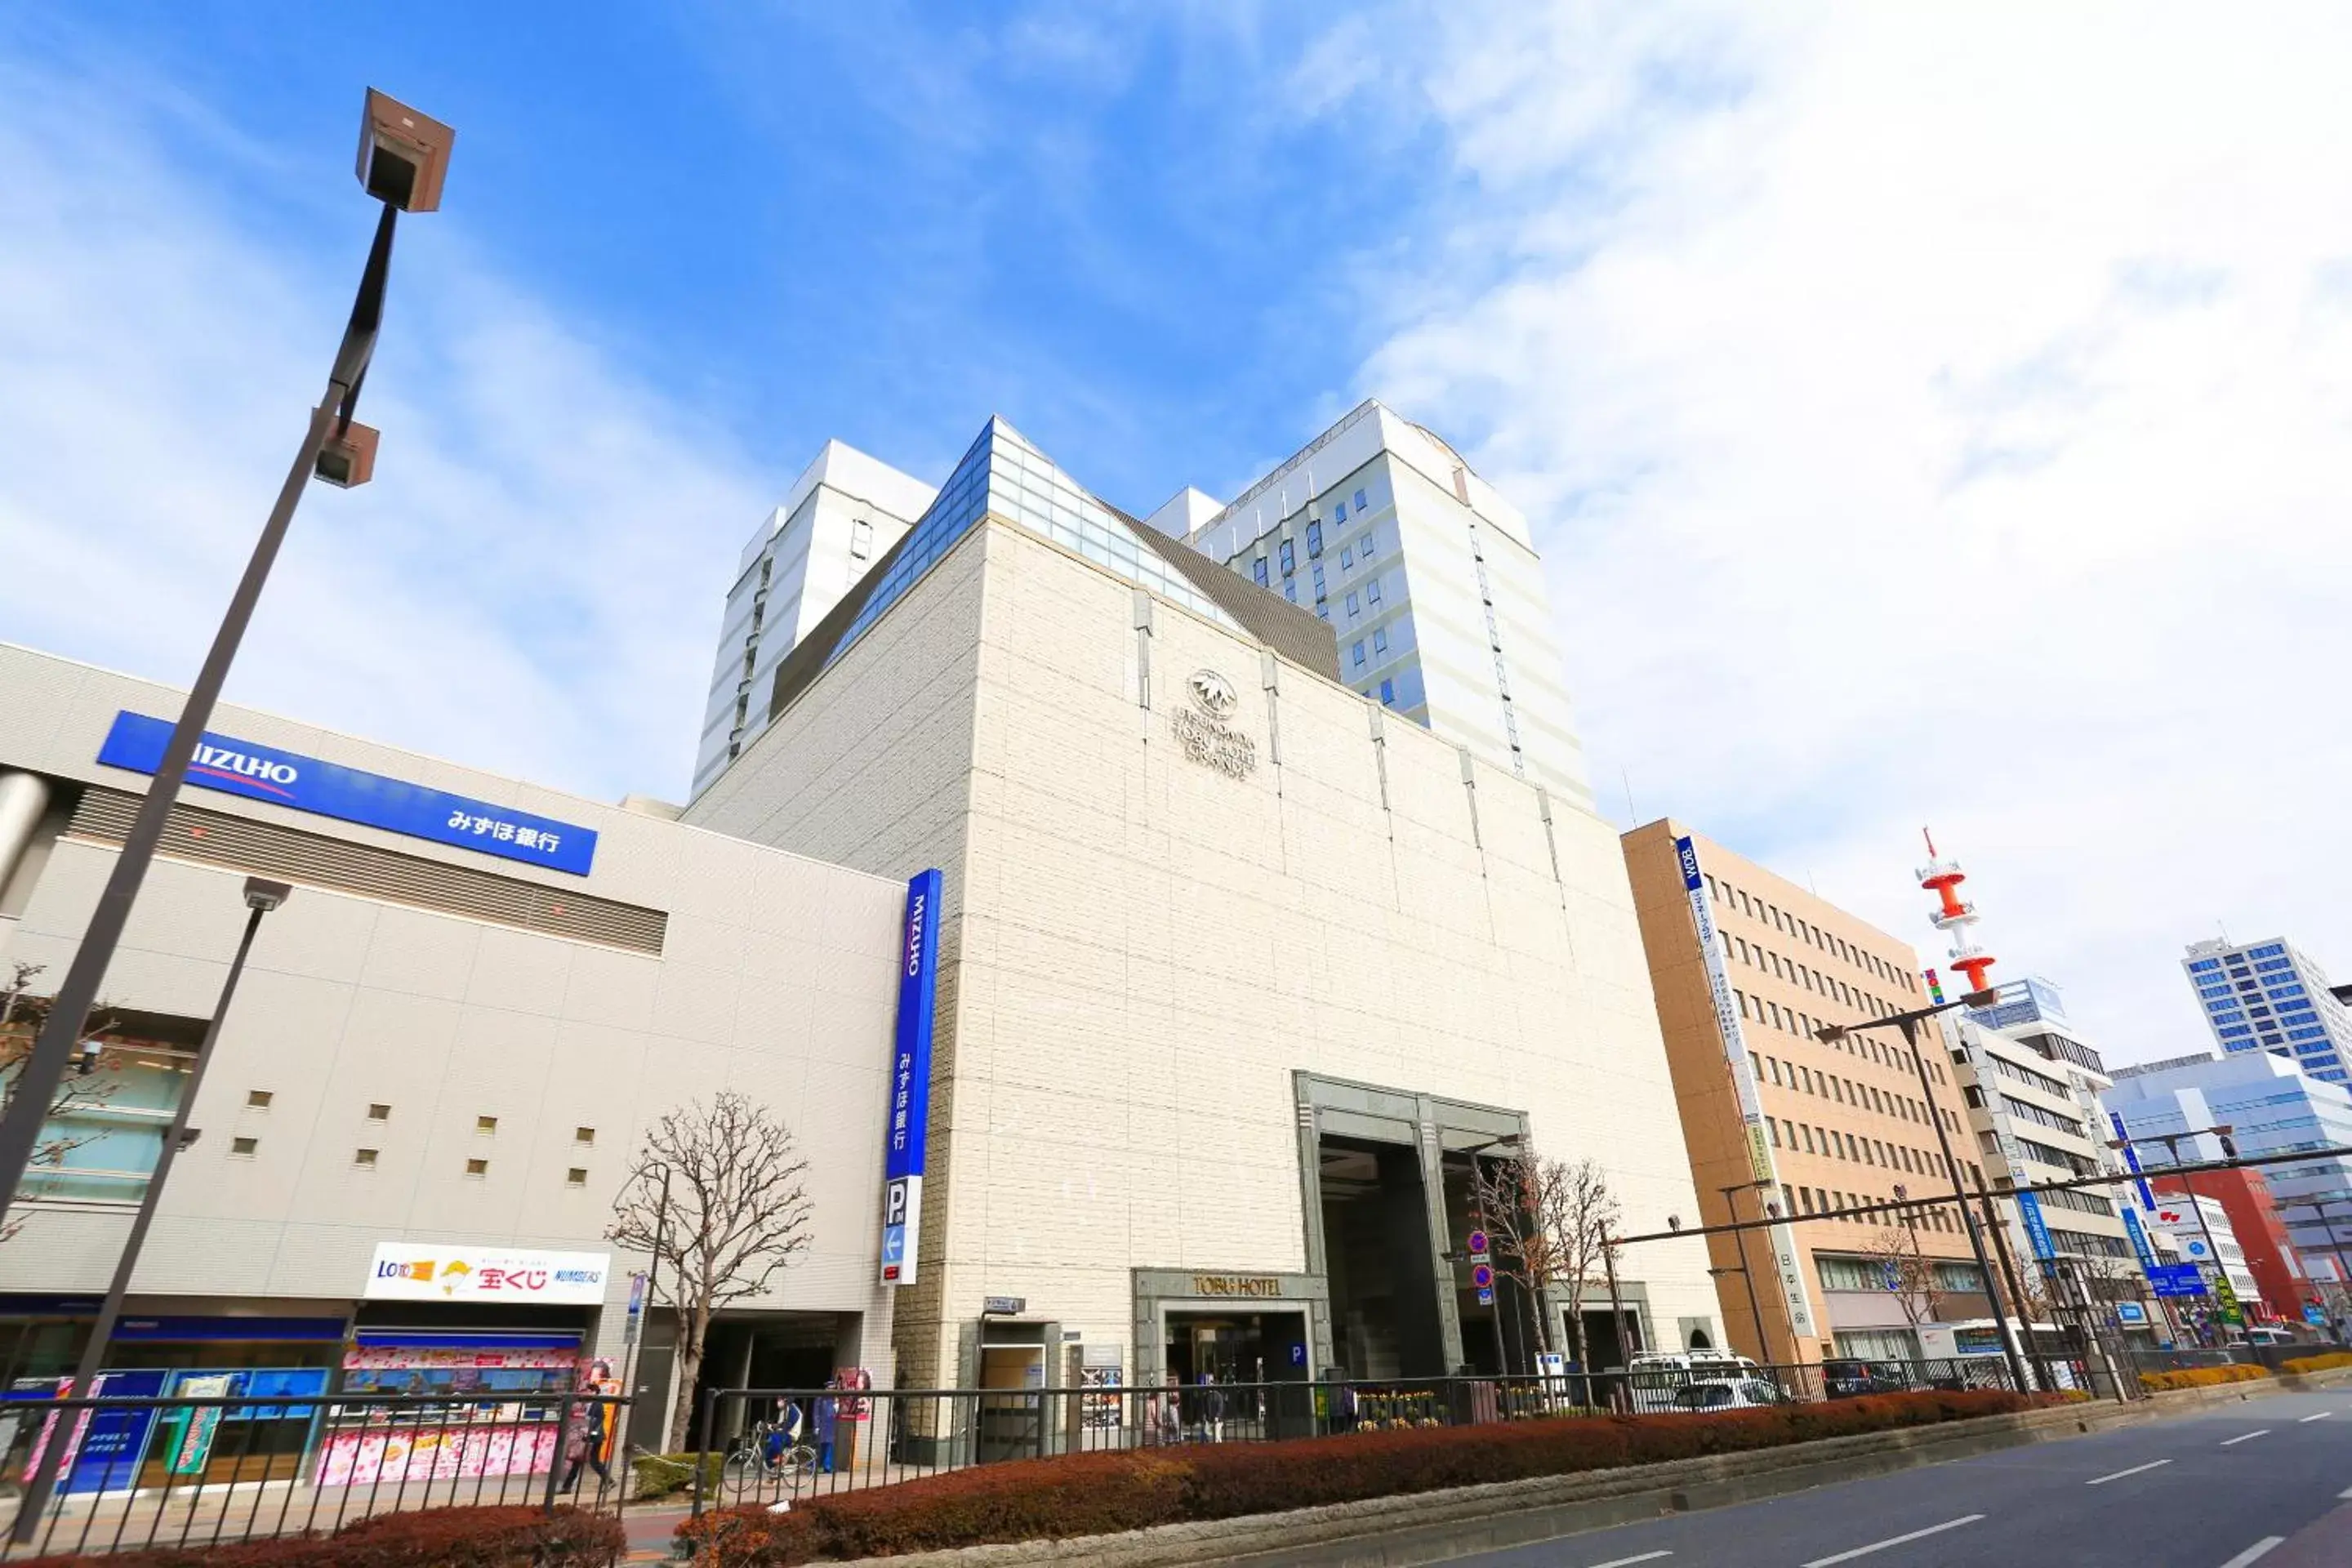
318,1243,616,1489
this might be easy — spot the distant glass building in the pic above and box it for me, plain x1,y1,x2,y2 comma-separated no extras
2181,938,2350,1085
2105,1050,2352,1298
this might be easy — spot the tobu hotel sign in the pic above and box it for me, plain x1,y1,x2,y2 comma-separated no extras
98,710,596,875
365,1244,611,1305
880,869,944,1287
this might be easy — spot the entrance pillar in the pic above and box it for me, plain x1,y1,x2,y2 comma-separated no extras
1414,1098,1468,1373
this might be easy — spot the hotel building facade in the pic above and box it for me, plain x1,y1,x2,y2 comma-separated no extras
685,416,1719,1398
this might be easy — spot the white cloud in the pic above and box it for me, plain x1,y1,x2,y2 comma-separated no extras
0,58,770,807
1349,2,2352,1064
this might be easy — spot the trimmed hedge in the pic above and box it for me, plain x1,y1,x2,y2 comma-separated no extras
18,1504,626,1568
2283,1351,2352,1376
677,1389,2037,1566
635,1448,728,1500
2139,1362,2272,1392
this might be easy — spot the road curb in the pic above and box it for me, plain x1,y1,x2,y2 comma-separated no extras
817,1367,2352,1568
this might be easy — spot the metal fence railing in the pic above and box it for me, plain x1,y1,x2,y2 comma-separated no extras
686,1356,2076,1521
0,1389,630,1561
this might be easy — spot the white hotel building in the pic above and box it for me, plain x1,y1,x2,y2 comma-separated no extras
684,413,1716,1404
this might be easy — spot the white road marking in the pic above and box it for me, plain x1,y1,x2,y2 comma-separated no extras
1584,1554,1673,1568
1800,1515,1984,1566
2299,1410,2333,1423
2086,1458,2172,1486
2221,1429,2271,1446
2216,1539,2283,1568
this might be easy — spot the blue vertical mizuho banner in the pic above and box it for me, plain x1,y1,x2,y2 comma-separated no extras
879,868,942,1287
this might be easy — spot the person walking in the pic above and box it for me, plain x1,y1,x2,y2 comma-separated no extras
561,1361,615,1494
813,1386,839,1475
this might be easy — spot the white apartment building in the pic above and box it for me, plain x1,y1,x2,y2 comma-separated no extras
684,415,1717,1420
1944,981,2137,1300
2182,937,2350,1086
1182,401,1594,811
692,441,937,799
0,642,908,1458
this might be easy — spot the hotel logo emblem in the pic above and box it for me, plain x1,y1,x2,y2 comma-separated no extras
1187,668,1239,719
1173,669,1255,779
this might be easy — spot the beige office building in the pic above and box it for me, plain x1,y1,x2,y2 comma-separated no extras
1623,823,1994,1365
685,418,1720,1400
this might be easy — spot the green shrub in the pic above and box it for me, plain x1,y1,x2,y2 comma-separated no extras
2139,1363,2273,1392
678,1389,2035,1565
20,1505,624,1568
635,1448,728,1500
2283,1351,2352,1376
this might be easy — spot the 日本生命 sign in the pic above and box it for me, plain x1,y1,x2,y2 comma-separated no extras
364,1244,611,1305
880,869,943,1287
98,711,596,875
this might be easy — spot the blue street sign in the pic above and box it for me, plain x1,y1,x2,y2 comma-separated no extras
2147,1263,2207,1298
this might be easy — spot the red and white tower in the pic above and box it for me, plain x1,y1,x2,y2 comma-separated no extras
1917,828,1996,997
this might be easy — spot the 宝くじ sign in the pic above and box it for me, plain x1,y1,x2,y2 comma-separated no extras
364,1244,612,1306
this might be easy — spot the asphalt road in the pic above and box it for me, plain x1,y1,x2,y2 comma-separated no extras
1439,1389,2352,1568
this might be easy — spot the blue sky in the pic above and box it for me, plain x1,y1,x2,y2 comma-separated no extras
6,2,2351,1067
2,3,1420,509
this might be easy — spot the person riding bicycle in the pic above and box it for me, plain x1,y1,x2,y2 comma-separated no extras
764,1399,806,1466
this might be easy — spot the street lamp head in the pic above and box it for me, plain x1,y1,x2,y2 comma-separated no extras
358,90,455,212
314,420,378,488
1815,1023,1848,1043
1960,987,2000,1009
243,877,293,913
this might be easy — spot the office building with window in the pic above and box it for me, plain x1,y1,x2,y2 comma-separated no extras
686,414,1717,1408
2181,937,2350,1085
2105,1050,2352,1300
1622,822,1993,1365
1182,401,1593,812
1943,980,2138,1312
692,441,938,800
0,643,907,1456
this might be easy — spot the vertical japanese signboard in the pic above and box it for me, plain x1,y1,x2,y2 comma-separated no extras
1675,836,1819,1341
880,869,942,1286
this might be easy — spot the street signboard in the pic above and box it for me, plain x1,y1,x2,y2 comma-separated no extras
1468,1231,1489,1254
982,1296,1027,1316
2114,1302,2148,1326
2015,1191,2057,1263
2147,1263,2207,1298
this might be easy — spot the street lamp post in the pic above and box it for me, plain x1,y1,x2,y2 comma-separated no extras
1817,992,2033,1397
2122,1126,2238,1340
0,91,452,1240
2281,1197,2352,1325
13,879,290,1544
1717,1181,1772,1365
617,1161,673,1455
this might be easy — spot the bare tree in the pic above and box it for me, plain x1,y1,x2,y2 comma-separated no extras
608,1091,815,1450
1472,1153,1621,1365
1469,1153,1560,1359
1860,1224,1944,1330
0,964,134,1245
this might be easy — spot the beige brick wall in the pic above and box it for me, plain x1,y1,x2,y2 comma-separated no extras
690,515,1717,1384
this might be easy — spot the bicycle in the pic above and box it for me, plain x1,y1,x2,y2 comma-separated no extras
722,1417,817,1497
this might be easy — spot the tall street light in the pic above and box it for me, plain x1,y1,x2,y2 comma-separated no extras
14,879,291,1543
2118,1125,2240,1336
1714,1180,1772,1365
0,90,452,1235
2279,1196,2352,1321
1815,990,2033,1397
